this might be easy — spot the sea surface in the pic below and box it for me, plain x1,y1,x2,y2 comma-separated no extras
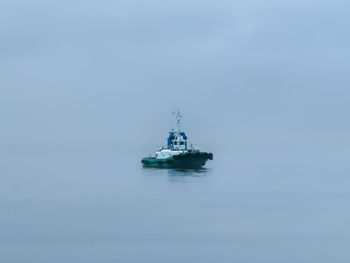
0,143,349,263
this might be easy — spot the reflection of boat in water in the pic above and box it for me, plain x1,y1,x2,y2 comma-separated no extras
141,111,213,169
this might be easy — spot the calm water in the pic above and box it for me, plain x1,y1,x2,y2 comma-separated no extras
0,143,349,263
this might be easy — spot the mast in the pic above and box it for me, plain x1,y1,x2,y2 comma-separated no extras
172,109,182,133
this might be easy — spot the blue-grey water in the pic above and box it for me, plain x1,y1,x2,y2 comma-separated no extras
1,140,349,263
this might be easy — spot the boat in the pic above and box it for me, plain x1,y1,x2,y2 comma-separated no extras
141,111,213,169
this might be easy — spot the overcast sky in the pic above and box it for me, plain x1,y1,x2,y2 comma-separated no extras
1,0,349,152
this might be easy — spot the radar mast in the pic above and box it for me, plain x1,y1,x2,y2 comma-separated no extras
172,110,182,132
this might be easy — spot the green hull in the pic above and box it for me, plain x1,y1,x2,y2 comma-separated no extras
141,151,213,169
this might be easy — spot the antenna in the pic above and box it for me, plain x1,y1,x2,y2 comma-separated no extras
172,110,182,132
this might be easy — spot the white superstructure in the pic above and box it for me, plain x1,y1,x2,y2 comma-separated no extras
155,149,183,159
154,110,189,159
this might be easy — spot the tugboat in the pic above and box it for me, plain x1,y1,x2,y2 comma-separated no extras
141,111,213,169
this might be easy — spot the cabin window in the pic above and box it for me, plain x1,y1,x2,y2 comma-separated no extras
174,142,177,145
179,141,184,145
